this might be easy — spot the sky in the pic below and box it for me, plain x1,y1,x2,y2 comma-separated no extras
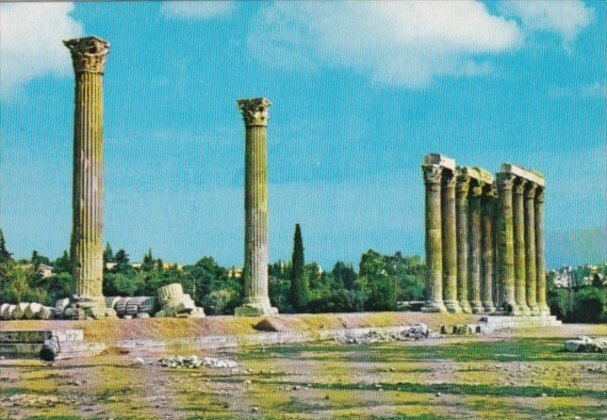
1,1,605,269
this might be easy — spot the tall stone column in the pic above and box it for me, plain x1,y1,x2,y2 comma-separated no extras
525,183,539,315
497,173,518,314
441,170,461,313
481,186,496,313
455,173,472,313
235,98,278,316
513,179,530,315
535,188,550,316
64,37,109,316
422,164,446,312
468,181,483,313
492,195,501,309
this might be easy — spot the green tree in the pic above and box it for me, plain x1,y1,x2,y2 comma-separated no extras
103,243,115,265
289,224,309,312
142,249,155,271
31,250,51,267
52,251,72,274
0,229,12,262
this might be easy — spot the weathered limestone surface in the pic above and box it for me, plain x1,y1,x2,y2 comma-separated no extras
497,173,518,314
535,188,550,315
455,173,472,313
513,179,530,315
525,184,539,315
422,164,446,312
441,170,460,313
481,187,495,313
468,181,483,314
64,36,109,315
235,98,278,317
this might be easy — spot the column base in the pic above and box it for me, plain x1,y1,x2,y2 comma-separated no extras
444,300,462,313
459,301,473,314
470,300,484,314
538,305,551,317
234,303,278,317
482,302,496,313
421,301,447,313
527,304,540,316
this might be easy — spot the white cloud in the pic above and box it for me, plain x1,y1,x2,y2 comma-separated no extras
0,3,84,101
160,1,234,19
499,0,594,44
550,81,607,99
248,1,523,89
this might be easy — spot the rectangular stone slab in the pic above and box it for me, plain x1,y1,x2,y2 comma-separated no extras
0,329,83,343
458,166,494,184
500,163,545,186
424,153,456,171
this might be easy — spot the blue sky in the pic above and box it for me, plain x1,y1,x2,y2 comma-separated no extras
1,1,605,269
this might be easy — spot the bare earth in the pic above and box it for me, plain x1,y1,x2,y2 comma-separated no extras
1,314,606,419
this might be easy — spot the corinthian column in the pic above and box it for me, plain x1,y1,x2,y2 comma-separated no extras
64,37,109,316
481,186,496,313
535,188,550,316
455,173,472,313
235,98,278,317
468,181,483,313
525,184,539,315
497,173,518,314
422,164,446,313
513,179,530,315
441,170,461,313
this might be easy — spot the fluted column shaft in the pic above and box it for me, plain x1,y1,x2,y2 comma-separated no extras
492,196,501,308
497,173,517,313
468,182,483,313
513,179,530,314
535,189,550,315
236,98,277,316
455,175,472,313
422,165,446,312
441,171,460,313
481,188,496,313
65,37,109,301
525,184,538,315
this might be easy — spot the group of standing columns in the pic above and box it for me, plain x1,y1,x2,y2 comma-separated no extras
422,154,549,316
62,35,276,317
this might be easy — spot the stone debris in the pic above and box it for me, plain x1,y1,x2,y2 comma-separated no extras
440,324,484,335
154,283,205,318
335,324,436,344
106,296,158,318
158,355,238,369
0,302,56,320
564,336,607,353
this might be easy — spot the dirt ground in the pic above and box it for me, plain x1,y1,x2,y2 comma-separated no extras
1,320,606,419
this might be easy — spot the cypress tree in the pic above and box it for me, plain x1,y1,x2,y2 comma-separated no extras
290,224,308,311
0,229,12,262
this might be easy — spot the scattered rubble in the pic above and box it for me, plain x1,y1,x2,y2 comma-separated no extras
440,324,485,335
335,324,436,344
564,336,607,353
154,283,205,318
158,355,238,369
0,302,56,321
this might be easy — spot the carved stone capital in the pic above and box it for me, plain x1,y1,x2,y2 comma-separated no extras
63,36,109,74
237,97,271,127
496,173,516,191
442,170,456,188
456,174,471,196
513,178,527,195
470,180,485,197
525,183,537,199
422,165,442,185
535,188,545,203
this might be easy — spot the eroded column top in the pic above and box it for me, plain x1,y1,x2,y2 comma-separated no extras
237,97,271,127
63,36,110,74
500,163,545,187
424,153,456,171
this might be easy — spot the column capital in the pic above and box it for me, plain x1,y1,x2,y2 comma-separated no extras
483,184,497,200
442,169,456,188
63,36,109,74
422,164,442,185
456,174,471,197
513,178,527,195
525,183,538,199
470,180,485,197
496,173,516,191
535,187,545,203
237,97,271,127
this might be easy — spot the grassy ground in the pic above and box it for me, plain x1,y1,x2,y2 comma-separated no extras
1,324,606,419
